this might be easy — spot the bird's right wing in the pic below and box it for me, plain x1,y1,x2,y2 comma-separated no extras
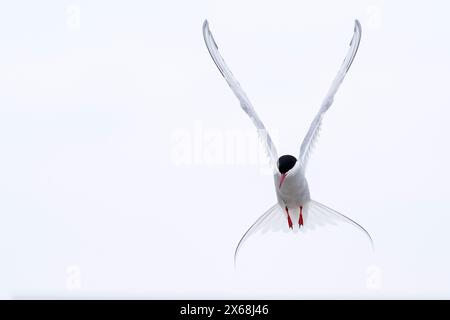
299,20,362,170
203,20,278,169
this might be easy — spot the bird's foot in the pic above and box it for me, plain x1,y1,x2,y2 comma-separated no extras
298,206,304,227
285,206,293,229
288,216,293,229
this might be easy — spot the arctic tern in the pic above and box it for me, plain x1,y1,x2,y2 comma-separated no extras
202,19,373,264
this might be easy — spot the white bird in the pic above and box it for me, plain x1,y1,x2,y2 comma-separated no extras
202,19,373,264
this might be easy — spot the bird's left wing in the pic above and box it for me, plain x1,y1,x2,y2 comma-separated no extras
203,20,278,169
299,20,362,170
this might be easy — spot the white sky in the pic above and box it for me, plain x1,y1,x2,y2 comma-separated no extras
0,0,449,298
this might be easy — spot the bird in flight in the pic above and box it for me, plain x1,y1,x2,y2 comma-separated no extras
202,19,373,265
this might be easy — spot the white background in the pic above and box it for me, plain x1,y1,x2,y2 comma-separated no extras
0,0,449,298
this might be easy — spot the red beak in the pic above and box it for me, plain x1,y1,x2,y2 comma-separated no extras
279,173,287,189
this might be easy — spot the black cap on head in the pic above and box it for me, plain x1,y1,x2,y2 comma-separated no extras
277,155,297,174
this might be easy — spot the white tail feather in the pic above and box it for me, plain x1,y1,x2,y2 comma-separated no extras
234,200,373,266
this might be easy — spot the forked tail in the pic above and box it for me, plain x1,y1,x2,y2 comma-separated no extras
234,200,373,267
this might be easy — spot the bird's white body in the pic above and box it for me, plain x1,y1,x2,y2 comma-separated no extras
274,163,310,209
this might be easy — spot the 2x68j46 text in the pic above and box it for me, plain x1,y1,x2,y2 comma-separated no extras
224,304,269,317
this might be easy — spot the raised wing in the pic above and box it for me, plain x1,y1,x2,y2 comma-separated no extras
299,20,362,170
203,20,278,169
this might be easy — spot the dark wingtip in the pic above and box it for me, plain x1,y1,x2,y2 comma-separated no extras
202,19,210,36
354,19,362,33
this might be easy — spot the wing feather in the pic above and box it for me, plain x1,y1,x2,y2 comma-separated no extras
299,20,362,169
203,20,278,169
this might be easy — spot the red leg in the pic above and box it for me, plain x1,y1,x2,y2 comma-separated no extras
298,206,304,227
285,206,293,229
